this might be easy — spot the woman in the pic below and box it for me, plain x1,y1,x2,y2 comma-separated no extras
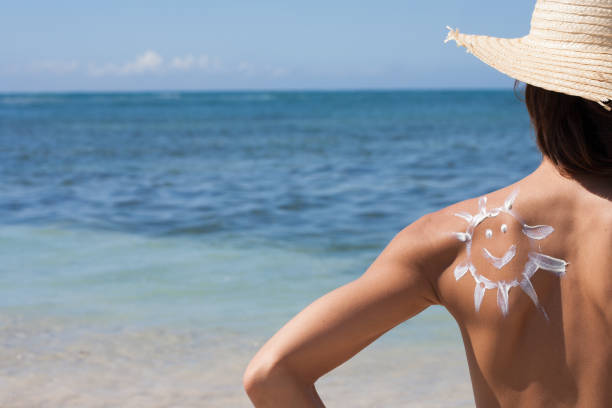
244,1,612,406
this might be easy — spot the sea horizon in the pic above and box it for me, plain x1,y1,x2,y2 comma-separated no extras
0,87,516,95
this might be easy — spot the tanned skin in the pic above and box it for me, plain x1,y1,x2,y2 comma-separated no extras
243,158,612,407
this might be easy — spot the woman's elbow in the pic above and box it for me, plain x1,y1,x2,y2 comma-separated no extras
243,351,315,406
243,355,270,400
243,352,287,402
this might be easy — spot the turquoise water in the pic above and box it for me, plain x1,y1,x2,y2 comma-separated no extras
0,90,539,406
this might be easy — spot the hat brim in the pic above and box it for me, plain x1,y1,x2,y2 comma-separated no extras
445,27,612,110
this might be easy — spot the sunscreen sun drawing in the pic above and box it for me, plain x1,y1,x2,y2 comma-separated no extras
452,189,568,319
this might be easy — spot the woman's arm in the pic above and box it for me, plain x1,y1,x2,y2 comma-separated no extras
243,212,458,407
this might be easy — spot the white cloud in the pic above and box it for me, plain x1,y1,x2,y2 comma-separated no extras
88,50,163,76
169,54,224,72
198,55,210,69
170,54,196,70
15,51,286,81
124,50,163,73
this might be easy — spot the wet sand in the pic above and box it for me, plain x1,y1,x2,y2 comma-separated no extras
1,315,473,407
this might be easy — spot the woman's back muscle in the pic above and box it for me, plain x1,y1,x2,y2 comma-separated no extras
429,160,612,407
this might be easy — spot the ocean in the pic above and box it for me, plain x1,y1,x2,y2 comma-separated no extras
0,90,540,407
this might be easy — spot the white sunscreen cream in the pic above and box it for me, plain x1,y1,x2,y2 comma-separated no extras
452,189,568,318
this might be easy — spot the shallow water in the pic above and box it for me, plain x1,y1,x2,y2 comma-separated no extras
0,90,539,406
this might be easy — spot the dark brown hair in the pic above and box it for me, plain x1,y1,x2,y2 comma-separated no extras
515,81,612,177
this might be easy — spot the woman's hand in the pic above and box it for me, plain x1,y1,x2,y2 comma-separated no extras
243,212,457,407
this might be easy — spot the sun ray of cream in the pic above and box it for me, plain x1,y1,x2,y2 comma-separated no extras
454,263,469,280
522,224,554,240
453,232,471,242
504,188,519,210
474,282,486,312
478,197,487,212
519,275,550,321
528,252,567,275
522,259,539,279
454,212,473,223
496,281,514,317
519,276,539,305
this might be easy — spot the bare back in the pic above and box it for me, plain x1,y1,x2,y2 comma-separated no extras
434,159,612,407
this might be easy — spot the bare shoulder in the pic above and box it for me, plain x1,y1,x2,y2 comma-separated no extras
385,183,531,307
378,194,486,302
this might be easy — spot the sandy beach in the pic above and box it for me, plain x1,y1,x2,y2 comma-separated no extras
0,313,473,407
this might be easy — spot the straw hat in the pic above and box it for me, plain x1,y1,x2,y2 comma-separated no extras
444,0,612,111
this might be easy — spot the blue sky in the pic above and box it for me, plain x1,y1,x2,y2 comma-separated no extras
1,1,535,92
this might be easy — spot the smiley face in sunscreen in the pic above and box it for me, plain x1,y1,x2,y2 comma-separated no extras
452,189,568,318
